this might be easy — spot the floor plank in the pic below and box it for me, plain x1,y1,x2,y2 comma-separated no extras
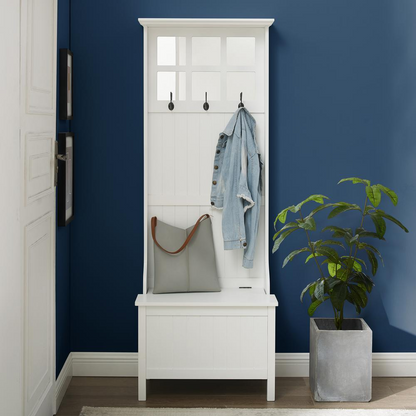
56,377,416,415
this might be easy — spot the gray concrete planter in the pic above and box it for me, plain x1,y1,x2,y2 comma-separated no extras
309,318,372,402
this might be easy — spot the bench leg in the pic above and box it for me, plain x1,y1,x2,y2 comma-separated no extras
138,306,146,401
267,373,275,401
267,306,276,401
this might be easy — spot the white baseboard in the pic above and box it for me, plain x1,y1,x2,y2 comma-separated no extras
372,353,416,377
275,353,309,377
72,352,138,377
68,352,416,378
55,353,73,413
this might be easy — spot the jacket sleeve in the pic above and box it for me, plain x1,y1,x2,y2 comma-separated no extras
239,117,262,269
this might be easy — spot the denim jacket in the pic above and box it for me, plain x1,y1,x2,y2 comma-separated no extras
210,108,262,269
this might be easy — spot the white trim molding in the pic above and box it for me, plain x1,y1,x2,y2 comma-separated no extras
138,18,275,28
72,352,138,377
55,353,73,413
59,352,416,378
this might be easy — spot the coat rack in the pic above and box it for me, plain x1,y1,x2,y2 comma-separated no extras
168,91,244,112
238,92,244,108
203,92,209,111
168,92,174,111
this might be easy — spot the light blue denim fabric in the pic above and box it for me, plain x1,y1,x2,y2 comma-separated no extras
210,108,262,269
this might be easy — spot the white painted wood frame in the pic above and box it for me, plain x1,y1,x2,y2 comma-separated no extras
136,18,277,402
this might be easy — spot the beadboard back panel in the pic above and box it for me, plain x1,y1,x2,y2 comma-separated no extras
146,112,266,291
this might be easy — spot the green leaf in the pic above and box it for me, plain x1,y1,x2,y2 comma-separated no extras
275,206,296,226
364,248,378,276
314,279,326,302
350,272,375,293
308,297,329,316
353,227,385,241
300,281,318,303
309,282,318,298
322,226,353,241
369,213,387,238
328,262,341,277
353,261,362,272
341,257,364,272
364,205,375,214
349,284,368,307
346,292,362,315
305,253,323,264
298,216,316,231
358,242,384,265
375,210,409,233
326,277,342,290
294,194,329,212
337,268,349,281
282,247,310,268
307,203,336,218
272,228,298,253
377,184,398,206
319,240,346,249
315,246,340,264
273,222,299,241
330,283,347,310
327,203,361,219
338,177,371,186
366,185,382,207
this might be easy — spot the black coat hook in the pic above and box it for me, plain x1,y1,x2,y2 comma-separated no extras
203,92,209,111
238,92,244,108
168,92,174,111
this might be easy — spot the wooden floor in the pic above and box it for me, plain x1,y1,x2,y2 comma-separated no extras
57,377,416,415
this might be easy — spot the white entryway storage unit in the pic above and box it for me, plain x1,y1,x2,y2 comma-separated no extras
135,18,277,401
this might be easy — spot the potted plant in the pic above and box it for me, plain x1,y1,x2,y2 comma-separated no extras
273,177,408,402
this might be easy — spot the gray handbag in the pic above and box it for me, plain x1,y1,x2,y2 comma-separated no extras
151,214,221,294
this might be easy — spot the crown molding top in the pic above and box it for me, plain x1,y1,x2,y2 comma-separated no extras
138,18,274,28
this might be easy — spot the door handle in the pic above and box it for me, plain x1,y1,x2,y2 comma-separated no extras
54,141,68,187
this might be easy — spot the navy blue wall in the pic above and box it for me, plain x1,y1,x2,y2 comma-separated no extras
56,0,72,376
66,0,416,355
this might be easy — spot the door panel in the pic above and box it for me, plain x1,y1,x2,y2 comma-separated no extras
20,0,57,415
25,214,53,412
26,0,55,114
25,133,55,205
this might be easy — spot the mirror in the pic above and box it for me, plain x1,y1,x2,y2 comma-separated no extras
227,37,255,66
192,72,220,101
157,37,186,66
227,72,255,101
157,72,186,101
192,37,221,66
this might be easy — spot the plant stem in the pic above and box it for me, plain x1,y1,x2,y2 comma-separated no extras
299,209,325,279
350,196,369,272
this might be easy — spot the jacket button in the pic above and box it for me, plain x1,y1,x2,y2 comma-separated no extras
214,165,218,170
216,150,220,154
212,181,217,185
243,242,247,247
220,134,224,139
211,201,215,206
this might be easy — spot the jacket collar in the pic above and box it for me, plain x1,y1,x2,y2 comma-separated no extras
221,107,255,138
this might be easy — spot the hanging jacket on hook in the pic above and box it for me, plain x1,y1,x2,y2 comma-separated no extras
210,107,262,269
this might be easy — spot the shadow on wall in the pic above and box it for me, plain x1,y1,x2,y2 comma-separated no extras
375,0,416,338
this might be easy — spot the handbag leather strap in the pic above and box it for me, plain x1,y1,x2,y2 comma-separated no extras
151,214,210,255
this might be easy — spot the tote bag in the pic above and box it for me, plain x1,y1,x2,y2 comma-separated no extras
151,214,221,294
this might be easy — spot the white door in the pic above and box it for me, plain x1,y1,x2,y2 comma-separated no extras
20,0,57,415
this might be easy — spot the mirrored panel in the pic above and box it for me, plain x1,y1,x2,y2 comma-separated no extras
227,37,255,66
192,72,221,101
227,72,256,101
192,37,221,66
157,37,186,66
157,72,186,101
